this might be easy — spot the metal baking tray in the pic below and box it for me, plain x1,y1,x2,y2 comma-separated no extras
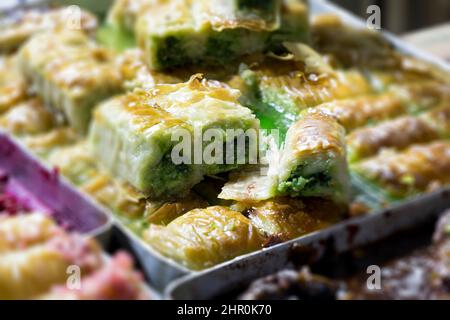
0,132,112,242
2,0,450,292
166,191,450,299
110,222,192,290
